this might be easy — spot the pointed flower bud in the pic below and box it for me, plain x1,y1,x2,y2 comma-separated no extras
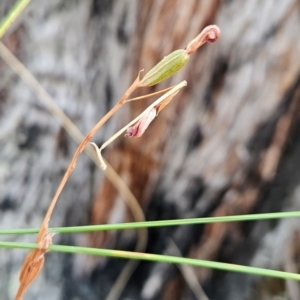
139,25,220,87
139,49,189,87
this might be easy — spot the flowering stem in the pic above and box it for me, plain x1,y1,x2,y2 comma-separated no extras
15,73,141,299
92,81,187,169
38,74,141,238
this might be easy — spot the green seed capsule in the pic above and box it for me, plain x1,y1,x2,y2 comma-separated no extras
139,49,189,87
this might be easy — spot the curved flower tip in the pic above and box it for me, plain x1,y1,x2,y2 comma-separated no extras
185,25,221,55
126,108,157,138
203,25,221,43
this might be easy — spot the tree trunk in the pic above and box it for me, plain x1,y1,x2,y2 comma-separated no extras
1,0,300,300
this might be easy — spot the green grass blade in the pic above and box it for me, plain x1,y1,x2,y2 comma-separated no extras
0,240,299,281
1,211,300,235
0,0,31,39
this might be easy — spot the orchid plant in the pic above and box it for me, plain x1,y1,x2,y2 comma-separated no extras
14,24,221,299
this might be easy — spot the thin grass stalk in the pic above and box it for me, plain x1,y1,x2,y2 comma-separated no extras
1,241,300,281
0,0,31,39
1,211,300,235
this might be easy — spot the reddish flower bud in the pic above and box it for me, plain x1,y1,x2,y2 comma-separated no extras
126,108,157,138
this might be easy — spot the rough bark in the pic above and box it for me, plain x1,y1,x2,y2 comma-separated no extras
1,0,300,300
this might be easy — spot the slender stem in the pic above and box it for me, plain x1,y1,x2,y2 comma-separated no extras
2,211,300,235
125,86,175,102
103,162,148,300
1,241,300,281
36,74,141,243
0,0,31,39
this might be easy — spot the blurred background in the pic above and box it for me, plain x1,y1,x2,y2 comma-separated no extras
1,0,300,299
